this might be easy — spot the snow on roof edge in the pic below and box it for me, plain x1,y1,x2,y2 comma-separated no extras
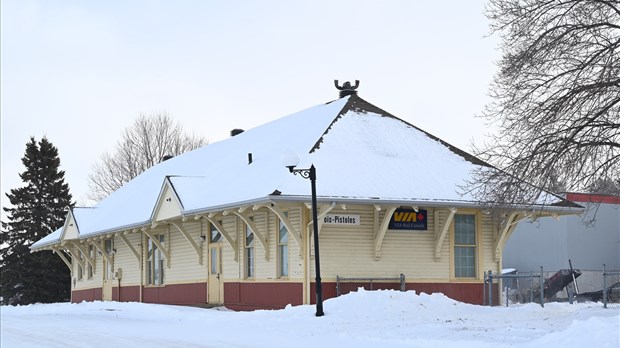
271,195,585,213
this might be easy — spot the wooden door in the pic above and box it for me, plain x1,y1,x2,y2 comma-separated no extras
102,240,114,301
208,244,222,303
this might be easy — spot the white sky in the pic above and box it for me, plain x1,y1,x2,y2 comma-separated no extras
1,0,500,210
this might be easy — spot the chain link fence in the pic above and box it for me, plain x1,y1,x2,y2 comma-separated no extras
336,274,406,297
576,265,620,309
602,267,620,309
485,265,620,309
485,268,545,307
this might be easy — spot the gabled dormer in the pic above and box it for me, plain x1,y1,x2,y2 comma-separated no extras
151,176,184,222
60,207,80,241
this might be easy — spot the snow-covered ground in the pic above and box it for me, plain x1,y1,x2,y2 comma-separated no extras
2,289,618,347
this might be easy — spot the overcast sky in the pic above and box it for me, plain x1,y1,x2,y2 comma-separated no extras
1,0,500,211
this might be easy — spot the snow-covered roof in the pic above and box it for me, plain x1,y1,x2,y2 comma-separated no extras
32,94,580,249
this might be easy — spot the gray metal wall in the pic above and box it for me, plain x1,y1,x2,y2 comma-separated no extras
503,203,620,272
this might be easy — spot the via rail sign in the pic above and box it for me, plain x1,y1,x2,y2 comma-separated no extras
389,209,427,230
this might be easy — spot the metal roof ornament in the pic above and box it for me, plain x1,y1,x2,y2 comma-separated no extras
334,80,359,98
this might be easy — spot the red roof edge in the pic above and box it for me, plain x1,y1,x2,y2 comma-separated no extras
565,192,620,204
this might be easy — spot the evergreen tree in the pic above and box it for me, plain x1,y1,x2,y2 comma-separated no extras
1,137,73,305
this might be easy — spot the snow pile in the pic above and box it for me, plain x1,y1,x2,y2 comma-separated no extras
2,289,618,347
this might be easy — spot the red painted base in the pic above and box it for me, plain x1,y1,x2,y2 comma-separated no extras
113,286,140,302
224,282,303,311
72,287,102,303
72,281,494,307
143,283,207,305
312,282,492,306
71,283,207,305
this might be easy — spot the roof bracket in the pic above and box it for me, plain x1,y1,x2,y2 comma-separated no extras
307,202,337,257
143,229,171,268
494,213,519,262
91,239,113,265
374,206,398,260
69,241,96,272
52,247,73,271
434,208,457,261
234,212,269,261
170,221,203,265
203,216,239,262
118,233,141,262
264,204,303,250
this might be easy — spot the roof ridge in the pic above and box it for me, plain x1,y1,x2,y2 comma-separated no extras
310,94,493,168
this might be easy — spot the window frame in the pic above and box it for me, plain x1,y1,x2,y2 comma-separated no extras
104,238,114,280
450,212,480,280
245,222,255,279
77,250,84,281
208,222,222,278
278,212,290,278
209,222,222,243
146,233,166,286
87,244,95,279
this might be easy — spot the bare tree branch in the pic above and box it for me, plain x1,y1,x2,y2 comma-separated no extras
88,112,207,201
472,0,620,206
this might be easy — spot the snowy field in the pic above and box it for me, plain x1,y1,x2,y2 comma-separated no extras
2,289,618,348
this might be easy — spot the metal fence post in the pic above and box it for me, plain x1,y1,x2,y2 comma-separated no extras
400,273,405,292
483,271,487,305
488,270,493,307
539,266,544,308
603,264,608,309
336,276,340,297
529,271,534,303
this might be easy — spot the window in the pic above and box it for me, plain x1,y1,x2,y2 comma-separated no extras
77,251,84,280
454,214,477,278
147,234,165,285
210,223,222,243
245,223,254,278
278,213,289,277
87,245,95,279
210,247,218,275
104,239,114,279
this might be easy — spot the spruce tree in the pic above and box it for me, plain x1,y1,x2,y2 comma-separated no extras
1,137,73,305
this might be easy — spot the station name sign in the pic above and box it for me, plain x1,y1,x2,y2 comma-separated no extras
323,214,360,225
389,209,427,230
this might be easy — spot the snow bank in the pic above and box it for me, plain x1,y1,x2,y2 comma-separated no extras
2,289,618,347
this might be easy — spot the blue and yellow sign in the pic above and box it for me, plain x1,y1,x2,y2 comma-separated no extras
389,209,427,230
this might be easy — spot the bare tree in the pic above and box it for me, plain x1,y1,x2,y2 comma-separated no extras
588,177,620,195
471,0,620,206
88,113,206,201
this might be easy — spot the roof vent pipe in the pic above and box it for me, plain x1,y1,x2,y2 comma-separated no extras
334,80,359,98
248,153,253,165
231,129,244,137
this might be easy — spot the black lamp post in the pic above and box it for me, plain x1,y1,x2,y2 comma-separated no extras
286,163,324,317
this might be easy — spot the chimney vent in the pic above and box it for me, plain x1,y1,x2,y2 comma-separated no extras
334,80,359,98
231,129,244,137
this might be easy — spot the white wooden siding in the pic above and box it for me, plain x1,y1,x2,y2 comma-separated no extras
165,222,207,284
316,206,500,282
111,233,141,286
69,203,502,293
72,242,103,291
221,216,240,280
480,213,500,276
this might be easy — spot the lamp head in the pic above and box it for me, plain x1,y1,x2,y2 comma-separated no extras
281,149,300,172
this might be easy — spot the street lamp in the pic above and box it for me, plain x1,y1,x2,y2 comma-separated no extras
283,153,324,317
